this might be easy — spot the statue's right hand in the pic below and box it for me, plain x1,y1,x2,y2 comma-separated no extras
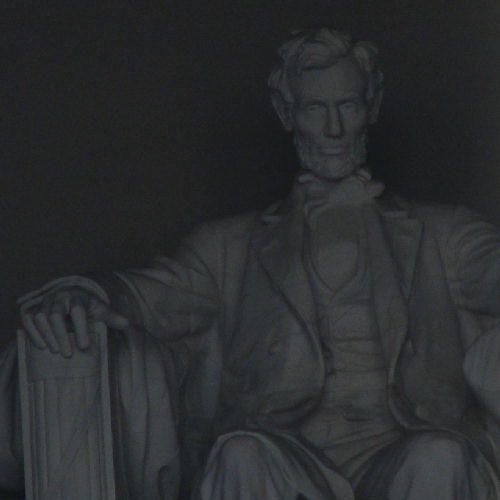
20,287,129,357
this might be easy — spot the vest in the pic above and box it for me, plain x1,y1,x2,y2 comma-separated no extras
299,204,402,479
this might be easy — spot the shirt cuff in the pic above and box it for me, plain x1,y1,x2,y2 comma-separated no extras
17,276,110,313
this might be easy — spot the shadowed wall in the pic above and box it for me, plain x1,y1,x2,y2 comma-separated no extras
2,1,500,346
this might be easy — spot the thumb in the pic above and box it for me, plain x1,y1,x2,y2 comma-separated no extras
102,309,129,330
88,295,129,330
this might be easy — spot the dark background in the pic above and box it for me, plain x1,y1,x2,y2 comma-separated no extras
2,1,500,347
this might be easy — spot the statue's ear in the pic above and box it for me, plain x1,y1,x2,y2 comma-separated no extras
368,87,384,125
271,92,294,132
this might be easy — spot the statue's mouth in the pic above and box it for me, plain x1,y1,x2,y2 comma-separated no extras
318,146,348,155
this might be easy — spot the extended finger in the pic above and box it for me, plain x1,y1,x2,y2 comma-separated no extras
49,303,72,358
70,296,89,350
103,310,129,330
20,313,46,350
88,295,129,331
33,312,60,353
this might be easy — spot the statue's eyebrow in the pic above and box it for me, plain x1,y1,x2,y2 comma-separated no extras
338,94,364,104
300,97,326,105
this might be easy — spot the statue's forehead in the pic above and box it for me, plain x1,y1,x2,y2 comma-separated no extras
289,56,366,100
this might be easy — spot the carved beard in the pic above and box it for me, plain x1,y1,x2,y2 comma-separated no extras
293,131,368,180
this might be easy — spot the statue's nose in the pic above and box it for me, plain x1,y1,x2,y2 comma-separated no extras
325,107,343,137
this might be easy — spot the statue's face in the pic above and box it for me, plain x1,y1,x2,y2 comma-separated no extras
289,55,369,180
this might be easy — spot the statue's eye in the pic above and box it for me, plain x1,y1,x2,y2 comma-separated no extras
305,103,323,112
340,100,357,111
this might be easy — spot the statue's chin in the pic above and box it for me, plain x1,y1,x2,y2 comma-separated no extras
294,136,367,181
306,160,360,181
297,152,365,181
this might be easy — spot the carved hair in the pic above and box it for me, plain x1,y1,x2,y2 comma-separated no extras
268,28,384,108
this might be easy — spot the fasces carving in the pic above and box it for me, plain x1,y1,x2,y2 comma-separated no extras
17,323,115,500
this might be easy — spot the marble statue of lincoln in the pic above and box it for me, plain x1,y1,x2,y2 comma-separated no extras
2,27,500,499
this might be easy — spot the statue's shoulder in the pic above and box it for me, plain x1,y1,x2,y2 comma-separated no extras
386,194,495,241
387,193,479,225
178,209,266,258
190,210,263,240
406,199,460,220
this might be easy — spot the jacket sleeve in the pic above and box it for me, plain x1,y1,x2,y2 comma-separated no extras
444,207,500,437
100,222,230,493
445,206,500,318
11,222,225,498
17,222,223,343
99,222,222,342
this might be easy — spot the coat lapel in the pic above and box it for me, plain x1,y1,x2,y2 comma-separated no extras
254,195,424,382
365,198,423,380
375,198,423,301
254,205,320,341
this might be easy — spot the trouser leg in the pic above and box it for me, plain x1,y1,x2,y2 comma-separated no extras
194,431,354,500
197,434,294,498
354,431,493,500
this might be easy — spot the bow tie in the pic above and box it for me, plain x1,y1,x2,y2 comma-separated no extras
290,168,385,217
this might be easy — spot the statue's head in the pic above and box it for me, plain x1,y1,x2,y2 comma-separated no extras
268,28,384,180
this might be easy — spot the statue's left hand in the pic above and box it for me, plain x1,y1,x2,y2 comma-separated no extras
464,329,500,392
463,329,500,419
19,287,129,358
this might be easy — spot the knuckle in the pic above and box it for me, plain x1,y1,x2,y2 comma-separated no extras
34,311,47,322
87,294,101,307
41,292,57,305
88,300,105,318
48,312,63,324
54,289,70,299
23,304,41,316
70,294,83,306
24,314,39,329
20,311,32,323
72,302,87,314
73,288,90,301
50,301,65,314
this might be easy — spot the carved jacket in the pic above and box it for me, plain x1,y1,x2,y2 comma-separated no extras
3,191,500,498
92,191,500,494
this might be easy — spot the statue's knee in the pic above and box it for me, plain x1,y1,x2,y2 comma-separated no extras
215,434,267,468
409,432,469,467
